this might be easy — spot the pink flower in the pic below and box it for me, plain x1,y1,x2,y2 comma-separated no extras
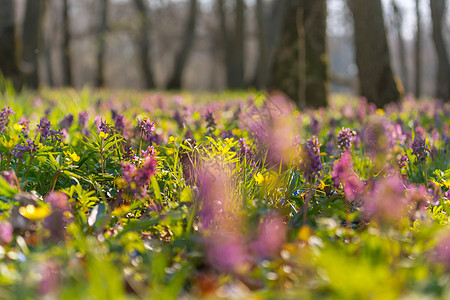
0,222,13,244
363,176,410,225
251,214,287,258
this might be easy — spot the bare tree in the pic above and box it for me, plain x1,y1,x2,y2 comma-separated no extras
43,0,54,86
166,0,198,90
391,0,408,93
415,0,422,97
62,0,73,86
95,0,109,87
252,0,289,89
271,0,328,108
217,0,246,89
430,0,450,100
22,0,45,89
133,0,155,89
347,0,400,107
0,0,21,89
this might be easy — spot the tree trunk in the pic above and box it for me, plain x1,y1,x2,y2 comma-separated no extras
230,0,245,89
95,0,109,88
251,0,289,89
43,0,54,87
217,0,246,89
254,0,267,89
0,0,22,89
62,0,72,86
415,0,422,97
347,0,400,107
133,0,155,89
166,0,198,90
22,0,44,89
430,0,450,100
392,0,408,93
271,0,328,108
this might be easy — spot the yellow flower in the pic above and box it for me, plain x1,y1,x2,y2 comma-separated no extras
376,108,385,115
99,131,109,139
19,205,51,221
225,137,234,145
298,225,312,241
254,172,266,185
69,151,80,162
168,136,176,144
167,149,174,155
13,123,24,131
232,128,241,136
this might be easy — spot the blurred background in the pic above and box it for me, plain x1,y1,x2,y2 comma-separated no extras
0,0,449,106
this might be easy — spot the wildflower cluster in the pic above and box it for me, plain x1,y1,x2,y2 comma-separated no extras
37,118,62,142
300,136,323,181
0,106,14,134
137,116,155,140
12,139,38,158
0,92,448,299
120,154,157,198
337,127,357,152
411,136,429,163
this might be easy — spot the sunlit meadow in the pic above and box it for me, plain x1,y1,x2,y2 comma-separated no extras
0,88,449,299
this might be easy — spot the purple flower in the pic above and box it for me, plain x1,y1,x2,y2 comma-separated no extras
301,136,323,182
173,110,185,129
205,111,216,133
137,116,156,140
12,139,38,158
123,145,137,160
363,176,410,225
140,145,156,157
58,114,74,129
332,152,364,202
433,232,450,269
206,235,247,273
38,261,61,296
99,119,112,134
399,155,409,168
78,112,89,128
1,170,17,187
114,114,126,133
121,154,157,198
0,106,14,134
18,119,30,136
238,138,253,161
37,118,51,139
37,118,62,142
411,136,429,163
337,127,357,152
310,116,321,136
407,184,430,212
360,117,393,158
251,214,287,258
44,192,70,242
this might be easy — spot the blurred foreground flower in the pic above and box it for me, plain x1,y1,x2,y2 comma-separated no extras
363,176,409,226
332,152,364,202
19,204,51,221
245,94,298,168
0,222,13,244
250,214,287,258
44,192,70,241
